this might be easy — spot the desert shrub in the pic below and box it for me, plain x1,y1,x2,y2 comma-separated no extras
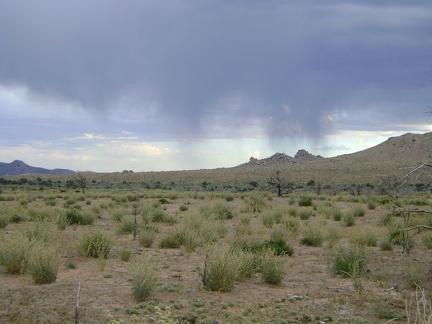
27,207,54,221
150,208,171,223
159,198,169,204
367,200,376,210
379,240,393,251
260,250,286,285
111,209,124,222
280,216,299,235
379,213,394,226
159,231,182,249
225,194,234,202
78,230,114,259
351,205,366,217
298,196,313,207
119,250,132,262
240,215,251,225
66,263,77,269
0,235,28,274
288,206,297,217
243,239,294,256
300,227,324,247
245,193,266,213
201,203,234,220
130,257,158,302
423,234,432,249
317,206,332,219
332,244,366,277
299,210,312,220
388,228,414,250
271,226,289,242
9,211,27,223
0,214,8,229
202,247,241,292
45,197,57,207
261,212,276,228
350,230,378,247
287,196,296,206
343,212,356,227
56,213,69,230
332,208,343,221
261,239,294,256
65,208,94,225
116,218,135,235
326,227,341,248
179,204,188,211
374,301,406,320
24,221,53,243
236,251,262,280
26,243,60,284
138,231,156,248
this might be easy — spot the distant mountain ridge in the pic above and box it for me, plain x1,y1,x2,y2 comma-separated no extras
0,160,75,176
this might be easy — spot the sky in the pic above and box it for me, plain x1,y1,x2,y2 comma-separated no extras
0,1,431,172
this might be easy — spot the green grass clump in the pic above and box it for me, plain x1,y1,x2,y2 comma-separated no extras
343,212,356,227
298,196,313,207
78,230,114,259
225,194,234,202
332,244,366,277
130,257,158,302
65,208,94,225
298,210,312,220
259,250,286,285
422,234,432,249
179,204,189,211
300,229,324,247
350,230,378,247
241,239,294,256
56,213,69,230
201,203,234,220
159,231,182,249
116,218,135,235
119,250,132,261
379,240,393,251
332,208,343,221
288,206,297,217
261,212,276,228
351,205,366,217
0,213,9,229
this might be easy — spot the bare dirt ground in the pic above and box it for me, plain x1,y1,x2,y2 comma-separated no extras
1,192,431,323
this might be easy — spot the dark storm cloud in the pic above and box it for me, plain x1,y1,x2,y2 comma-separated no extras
0,1,431,139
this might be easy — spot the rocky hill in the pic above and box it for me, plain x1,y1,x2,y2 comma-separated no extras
238,150,322,167
0,160,75,176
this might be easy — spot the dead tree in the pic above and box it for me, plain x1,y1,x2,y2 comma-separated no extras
75,172,87,194
268,170,293,197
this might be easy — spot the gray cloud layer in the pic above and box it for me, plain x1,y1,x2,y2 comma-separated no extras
1,1,431,140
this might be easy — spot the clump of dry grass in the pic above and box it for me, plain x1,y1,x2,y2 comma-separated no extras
0,232,60,284
26,243,60,284
78,230,114,259
0,234,28,274
130,257,158,302
406,285,432,323
202,246,242,292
